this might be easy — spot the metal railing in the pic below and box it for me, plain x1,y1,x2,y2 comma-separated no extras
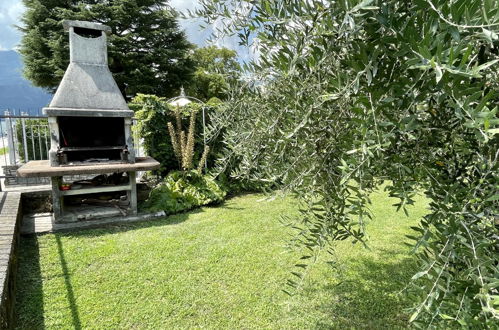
1,112,50,162
0,111,50,189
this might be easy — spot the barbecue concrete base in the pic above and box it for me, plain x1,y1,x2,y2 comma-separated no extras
48,173,138,223
16,157,159,224
57,205,126,223
21,210,167,234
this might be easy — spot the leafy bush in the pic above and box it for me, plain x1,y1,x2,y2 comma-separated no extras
131,94,264,192
142,170,226,214
167,106,210,172
216,172,276,195
130,94,222,177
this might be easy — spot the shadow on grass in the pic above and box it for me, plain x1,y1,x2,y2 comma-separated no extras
13,197,242,327
14,209,202,329
15,194,418,328
55,236,81,330
309,250,418,329
15,236,82,329
14,236,45,329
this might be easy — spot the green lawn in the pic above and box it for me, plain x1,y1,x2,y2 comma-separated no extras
15,190,428,329
0,146,8,156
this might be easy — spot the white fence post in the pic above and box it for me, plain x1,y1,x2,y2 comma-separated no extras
21,112,29,162
5,111,16,165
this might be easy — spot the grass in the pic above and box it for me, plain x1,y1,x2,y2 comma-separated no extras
0,146,8,156
15,190,428,329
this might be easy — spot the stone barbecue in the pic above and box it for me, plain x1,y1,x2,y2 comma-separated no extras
17,20,159,222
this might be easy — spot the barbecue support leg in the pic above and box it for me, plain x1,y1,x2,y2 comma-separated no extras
51,176,64,221
124,118,135,163
127,171,137,215
48,117,60,167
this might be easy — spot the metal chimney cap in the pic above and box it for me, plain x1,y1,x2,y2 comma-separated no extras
62,20,112,35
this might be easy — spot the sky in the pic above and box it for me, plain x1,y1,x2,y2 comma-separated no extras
0,0,251,59
0,0,24,50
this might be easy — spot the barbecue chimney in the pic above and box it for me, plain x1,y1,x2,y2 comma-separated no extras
47,20,130,115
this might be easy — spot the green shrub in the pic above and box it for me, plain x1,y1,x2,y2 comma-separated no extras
130,94,222,177
142,170,226,214
216,173,275,195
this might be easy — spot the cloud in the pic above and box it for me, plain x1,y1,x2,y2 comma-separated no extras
171,0,212,47
170,0,196,12
179,16,213,46
0,0,24,50
171,0,254,62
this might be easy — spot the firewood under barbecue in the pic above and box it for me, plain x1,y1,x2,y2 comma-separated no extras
80,197,130,216
73,172,127,186
81,197,128,206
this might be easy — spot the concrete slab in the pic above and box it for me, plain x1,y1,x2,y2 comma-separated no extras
16,156,159,178
21,210,166,235
60,205,125,222
43,108,133,117
2,184,50,193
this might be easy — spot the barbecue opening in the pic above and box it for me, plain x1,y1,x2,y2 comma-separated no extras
74,26,103,38
57,116,127,163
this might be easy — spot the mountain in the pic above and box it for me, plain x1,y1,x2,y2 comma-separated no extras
0,50,52,116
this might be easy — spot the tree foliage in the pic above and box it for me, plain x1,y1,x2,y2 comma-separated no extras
187,46,241,101
195,0,499,327
18,0,194,98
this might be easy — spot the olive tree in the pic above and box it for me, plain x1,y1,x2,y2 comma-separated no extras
195,0,499,327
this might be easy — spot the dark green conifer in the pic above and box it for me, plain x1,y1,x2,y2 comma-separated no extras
18,0,195,98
